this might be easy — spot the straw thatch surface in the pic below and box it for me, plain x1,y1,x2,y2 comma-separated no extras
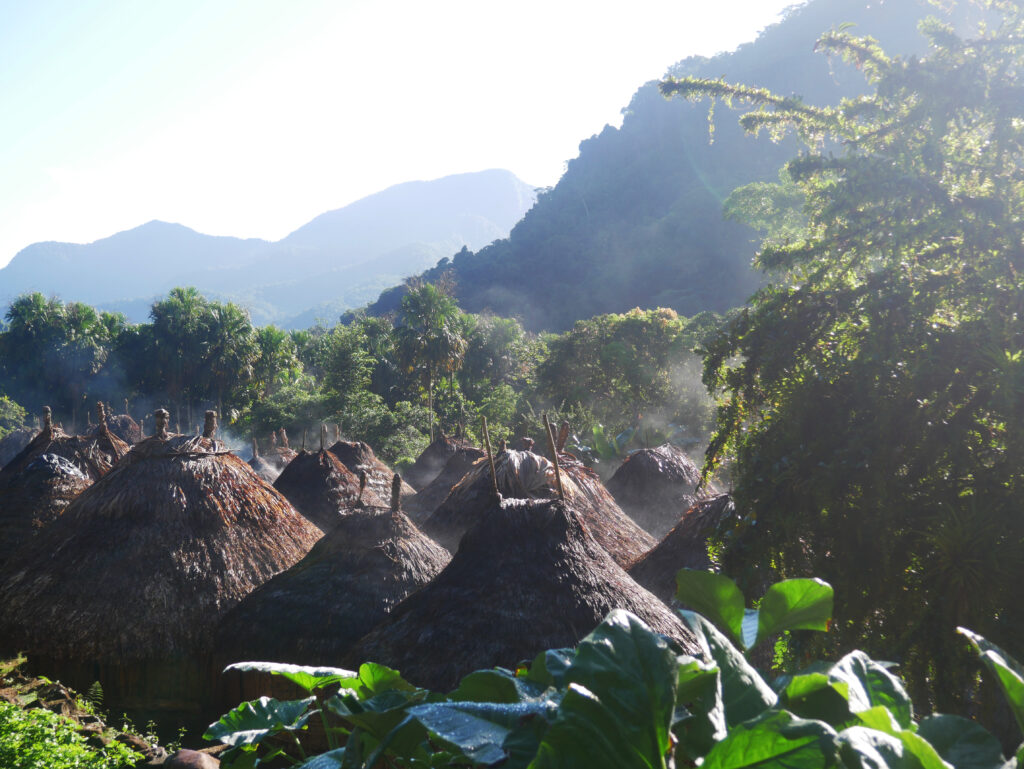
0,454,91,565
404,434,474,490
606,443,719,538
214,508,450,666
272,449,386,532
404,446,485,521
0,427,35,467
0,420,129,486
628,495,737,603
422,448,654,567
0,431,322,664
248,454,281,483
329,440,415,500
106,413,142,444
557,451,655,566
345,498,697,691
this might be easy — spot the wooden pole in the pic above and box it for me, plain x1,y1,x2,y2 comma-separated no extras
482,416,500,500
543,413,565,501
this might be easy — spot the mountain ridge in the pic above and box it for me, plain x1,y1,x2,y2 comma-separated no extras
0,169,536,327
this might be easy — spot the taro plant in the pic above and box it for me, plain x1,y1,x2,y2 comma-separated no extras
205,571,1024,768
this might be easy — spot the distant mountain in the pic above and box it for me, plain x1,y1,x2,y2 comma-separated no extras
363,0,983,331
0,169,536,327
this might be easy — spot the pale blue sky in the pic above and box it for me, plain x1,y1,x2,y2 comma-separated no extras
0,0,797,268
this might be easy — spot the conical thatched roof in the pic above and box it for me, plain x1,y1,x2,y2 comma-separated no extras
628,495,737,603
0,427,35,468
272,449,386,532
214,507,450,666
0,406,129,486
106,413,142,444
0,410,322,665
606,443,719,538
404,434,474,490
344,498,697,691
248,454,281,483
422,448,654,567
0,453,92,565
404,446,485,521
329,440,415,500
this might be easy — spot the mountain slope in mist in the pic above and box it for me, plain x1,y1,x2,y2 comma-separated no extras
364,0,981,331
0,169,536,327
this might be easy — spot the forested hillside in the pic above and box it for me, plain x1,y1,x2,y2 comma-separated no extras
366,0,981,331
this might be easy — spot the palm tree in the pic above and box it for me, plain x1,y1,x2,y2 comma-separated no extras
394,283,467,440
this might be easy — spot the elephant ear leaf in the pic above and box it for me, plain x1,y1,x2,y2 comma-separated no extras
676,569,747,649
756,578,833,646
959,627,1024,735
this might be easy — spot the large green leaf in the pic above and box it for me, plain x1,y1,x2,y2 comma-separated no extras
756,579,833,646
205,695,316,747
521,648,576,689
673,656,727,763
917,715,1005,769
452,669,547,704
409,700,558,766
682,611,777,726
781,671,854,727
564,609,679,763
326,687,429,758
222,662,357,693
838,726,953,769
676,569,747,648
334,662,418,698
701,709,838,769
830,651,913,729
959,628,1024,735
531,683,664,769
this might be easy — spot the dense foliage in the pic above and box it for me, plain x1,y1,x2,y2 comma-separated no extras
203,573,1024,768
0,283,715,466
0,702,140,769
665,0,1024,712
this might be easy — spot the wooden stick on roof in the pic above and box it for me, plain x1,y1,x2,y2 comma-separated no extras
543,413,565,501
482,416,500,501
391,473,402,512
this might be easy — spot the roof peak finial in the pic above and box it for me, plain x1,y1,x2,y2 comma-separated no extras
203,410,218,439
154,409,170,440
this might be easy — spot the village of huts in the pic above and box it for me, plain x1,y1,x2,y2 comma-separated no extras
0,407,724,748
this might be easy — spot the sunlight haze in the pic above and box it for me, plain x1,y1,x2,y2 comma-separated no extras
0,0,798,269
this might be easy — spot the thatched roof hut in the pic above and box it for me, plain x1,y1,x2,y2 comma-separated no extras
422,448,654,567
344,498,697,691
606,443,718,538
0,409,322,722
214,507,449,669
329,440,415,500
272,448,387,532
106,413,142,444
0,426,35,468
0,453,92,566
403,446,485,521
404,434,474,490
247,429,303,483
0,405,129,486
628,495,737,603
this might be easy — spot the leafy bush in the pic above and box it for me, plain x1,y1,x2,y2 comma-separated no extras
0,701,141,769
0,394,27,439
206,572,1023,768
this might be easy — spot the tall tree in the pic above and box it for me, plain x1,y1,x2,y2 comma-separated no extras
663,1,1024,711
394,282,467,440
